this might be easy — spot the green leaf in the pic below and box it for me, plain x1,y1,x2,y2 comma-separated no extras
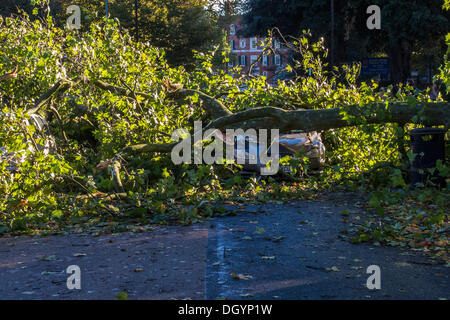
115,291,128,300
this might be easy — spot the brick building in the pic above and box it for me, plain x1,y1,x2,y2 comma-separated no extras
225,17,290,85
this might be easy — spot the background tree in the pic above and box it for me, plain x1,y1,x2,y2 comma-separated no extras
207,0,244,16
103,0,227,68
0,0,31,16
0,0,226,69
242,0,449,84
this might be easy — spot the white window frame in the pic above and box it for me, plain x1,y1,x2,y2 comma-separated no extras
262,55,269,66
230,24,235,35
240,39,246,48
250,37,257,50
274,39,281,49
239,55,247,66
250,55,258,65
275,54,281,66
262,71,268,77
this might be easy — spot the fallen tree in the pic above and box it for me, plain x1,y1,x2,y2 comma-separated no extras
2,11,449,241
23,76,449,157
92,80,448,159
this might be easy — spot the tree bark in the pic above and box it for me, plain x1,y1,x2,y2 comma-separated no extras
206,102,450,131
40,77,447,158
121,102,449,156
389,38,413,85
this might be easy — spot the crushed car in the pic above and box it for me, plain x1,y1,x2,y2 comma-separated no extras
222,130,325,175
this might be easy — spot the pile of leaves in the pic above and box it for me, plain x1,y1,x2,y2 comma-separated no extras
341,188,449,264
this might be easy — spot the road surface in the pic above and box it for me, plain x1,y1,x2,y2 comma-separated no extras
0,196,448,299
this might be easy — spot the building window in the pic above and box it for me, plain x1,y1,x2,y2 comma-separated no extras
240,39,246,48
239,55,247,66
230,40,235,50
230,24,235,35
274,54,281,66
262,55,269,66
273,39,281,49
250,55,258,65
250,37,257,50
262,71,268,77
228,58,235,67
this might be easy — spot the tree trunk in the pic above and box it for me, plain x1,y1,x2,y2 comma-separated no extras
389,38,413,85
207,102,450,132
123,102,450,156
39,77,447,158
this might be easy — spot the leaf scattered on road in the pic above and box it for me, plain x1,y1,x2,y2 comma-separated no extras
326,266,340,272
73,253,86,257
231,273,253,280
255,227,265,234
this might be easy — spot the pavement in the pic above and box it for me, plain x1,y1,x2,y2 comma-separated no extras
0,197,449,300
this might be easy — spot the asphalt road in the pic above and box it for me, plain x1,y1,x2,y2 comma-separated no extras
206,200,449,299
0,198,449,300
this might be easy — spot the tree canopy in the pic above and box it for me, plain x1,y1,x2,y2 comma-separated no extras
103,0,227,68
1,0,227,68
242,0,450,84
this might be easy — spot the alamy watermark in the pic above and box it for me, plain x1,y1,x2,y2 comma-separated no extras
66,265,81,290
170,121,280,175
366,265,381,290
66,5,81,30
367,5,381,30
66,4,381,31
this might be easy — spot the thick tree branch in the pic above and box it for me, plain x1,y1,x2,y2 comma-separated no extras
33,78,447,160
122,142,177,155
90,78,152,100
166,88,232,118
283,102,450,132
90,78,231,119
119,102,449,158
204,106,287,131
27,78,77,115
206,102,450,132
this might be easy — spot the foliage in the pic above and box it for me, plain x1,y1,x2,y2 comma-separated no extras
343,188,449,263
242,0,449,84
445,0,450,10
67,0,227,68
2,0,227,69
207,0,244,16
437,0,450,93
